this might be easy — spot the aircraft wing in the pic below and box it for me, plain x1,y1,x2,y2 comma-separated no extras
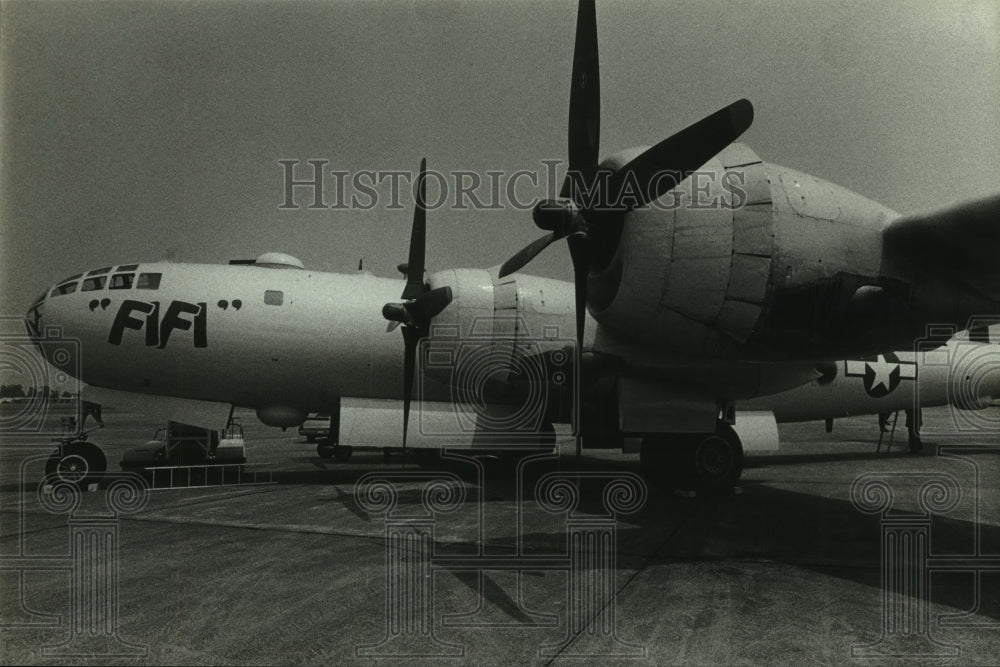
882,194,1000,303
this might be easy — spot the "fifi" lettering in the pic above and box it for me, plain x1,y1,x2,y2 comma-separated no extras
109,300,207,348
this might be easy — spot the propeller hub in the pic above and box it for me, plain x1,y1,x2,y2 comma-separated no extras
532,198,585,236
382,303,409,324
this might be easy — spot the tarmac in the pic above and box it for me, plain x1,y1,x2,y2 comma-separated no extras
2,406,999,665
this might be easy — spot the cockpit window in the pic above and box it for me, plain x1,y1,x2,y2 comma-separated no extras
86,267,111,276
136,272,162,289
81,276,107,291
50,282,78,297
110,273,135,289
116,264,139,272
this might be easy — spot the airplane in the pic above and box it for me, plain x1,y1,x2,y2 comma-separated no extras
739,324,1000,450
24,0,1000,493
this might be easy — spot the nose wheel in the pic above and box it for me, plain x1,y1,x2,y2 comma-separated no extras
45,441,108,489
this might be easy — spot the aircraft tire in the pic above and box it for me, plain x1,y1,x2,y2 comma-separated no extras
686,424,744,494
640,424,743,494
45,441,107,489
317,443,335,459
333,445,353,462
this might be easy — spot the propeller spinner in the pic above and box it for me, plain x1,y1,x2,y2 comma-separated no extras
498,0,754,352
382,158,453,452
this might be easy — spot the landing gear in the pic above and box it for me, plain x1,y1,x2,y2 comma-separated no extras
639,422,744,494
317,442,352,462
45,441,108,489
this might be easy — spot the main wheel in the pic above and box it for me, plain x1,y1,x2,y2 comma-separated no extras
45,441,107,489
686,424,743,494
333,445,353,462
317,442,335,459
639,423,744,494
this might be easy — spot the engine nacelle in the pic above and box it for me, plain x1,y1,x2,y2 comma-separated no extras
587,143,903,360
423,268,578,427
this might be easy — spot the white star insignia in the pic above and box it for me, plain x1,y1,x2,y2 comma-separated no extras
868,355,896,391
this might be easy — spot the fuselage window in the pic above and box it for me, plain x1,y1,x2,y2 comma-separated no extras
86,267,111,276
136,273,162,289
264,290,283,306
81,276,107,291
50,282,78,297
110,273,135,290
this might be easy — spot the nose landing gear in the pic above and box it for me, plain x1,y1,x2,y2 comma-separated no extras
45,428,108,489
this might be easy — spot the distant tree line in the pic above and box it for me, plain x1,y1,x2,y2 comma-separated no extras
0,385,75,400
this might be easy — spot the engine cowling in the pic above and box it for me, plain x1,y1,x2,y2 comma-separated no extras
422,269,579,428
587,142,904,360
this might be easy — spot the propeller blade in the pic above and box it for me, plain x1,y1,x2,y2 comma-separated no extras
603,99,754,212
405,286,453,324
568,235,590,349
402,157,428,300
386,320,400,333
563,0,600,196
401,326,419,453
498,232,559,278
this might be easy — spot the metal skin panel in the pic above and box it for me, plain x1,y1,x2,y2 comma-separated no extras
725,253,770,304
731,205,774,256
587,145,913,361
715,300,763,343
768,164,892,289
618,374,717,433
590,145,774,355
658,160,734,324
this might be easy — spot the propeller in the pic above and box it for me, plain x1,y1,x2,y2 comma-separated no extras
382,158,453,452
498,0,754,353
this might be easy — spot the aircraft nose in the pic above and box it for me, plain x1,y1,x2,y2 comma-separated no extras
25,291,45,338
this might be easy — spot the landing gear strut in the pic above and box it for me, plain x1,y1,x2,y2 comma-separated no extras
639,422,744,494
317,442,352,462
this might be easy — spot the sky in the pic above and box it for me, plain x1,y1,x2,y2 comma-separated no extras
2,0,998,316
